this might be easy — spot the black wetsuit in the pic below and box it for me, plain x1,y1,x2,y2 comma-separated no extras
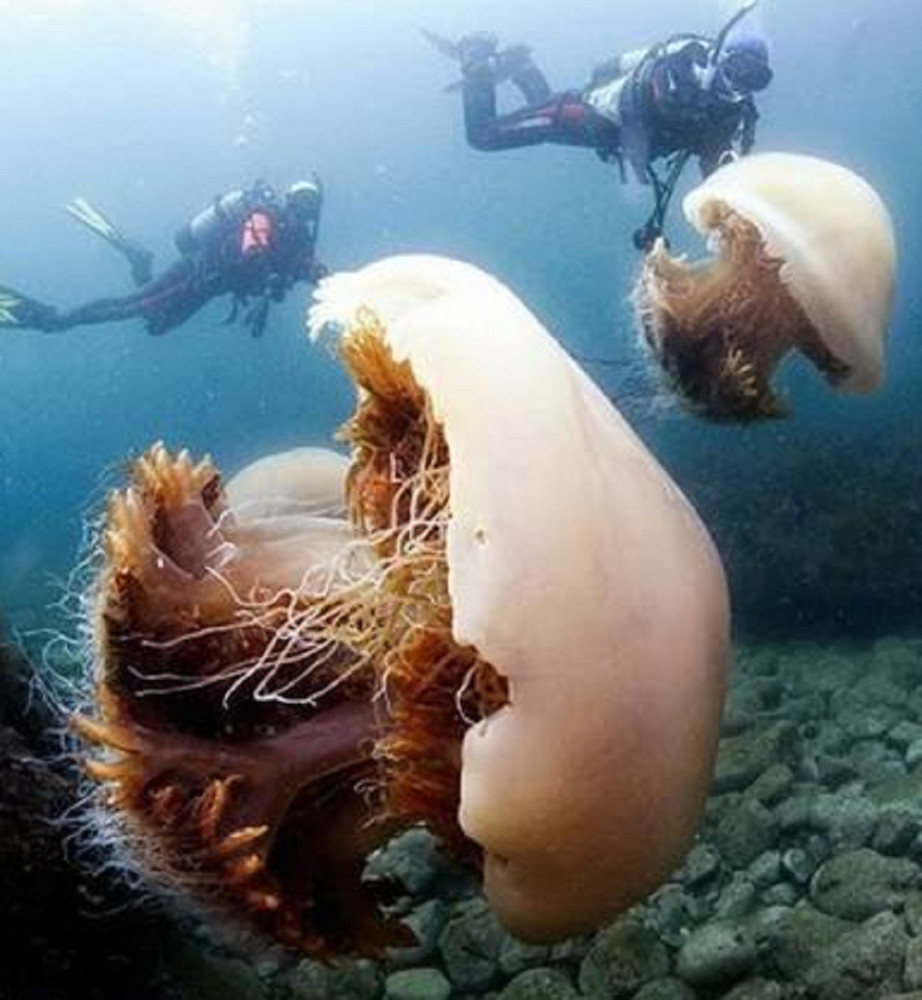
48,184,322,337
463,37,758,180
463,60,621,158
620,37,759,179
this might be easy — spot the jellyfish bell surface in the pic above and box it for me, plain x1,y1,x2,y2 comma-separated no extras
311,255,730,940
224,446,350,521
73,255,729,956
634,152,897,422
223,446,365,594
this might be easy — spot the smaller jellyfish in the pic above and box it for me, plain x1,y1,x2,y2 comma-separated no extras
224,446,351,520
634,152,897,421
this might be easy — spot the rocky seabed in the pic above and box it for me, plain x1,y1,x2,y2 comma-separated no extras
14,634,922,999
252,636,922,1000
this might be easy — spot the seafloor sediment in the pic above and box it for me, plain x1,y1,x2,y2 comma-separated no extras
0,625,201,1000
10,626,922,999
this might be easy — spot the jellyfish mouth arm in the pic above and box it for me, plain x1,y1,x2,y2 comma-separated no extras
74,699,375,809
74,676,403,954
73,698,376,871
634,226,806,421
76,443,413,957
682,155,897,401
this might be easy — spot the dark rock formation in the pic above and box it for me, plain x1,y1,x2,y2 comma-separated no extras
0,621,198,1000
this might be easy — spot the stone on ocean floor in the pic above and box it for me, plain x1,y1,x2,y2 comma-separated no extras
802,911,908,1000
384,967,451,1000
438,898,505,994
720,979,786,1000
809,848,920,920
283,958,381,999
675,921,758,988
18,611,922,999
633,979,698,1000
495,968,580,1000
577,919,670,998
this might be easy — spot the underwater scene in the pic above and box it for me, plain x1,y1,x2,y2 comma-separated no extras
1,0,921,997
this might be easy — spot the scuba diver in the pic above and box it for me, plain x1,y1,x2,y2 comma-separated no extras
425,1,772,250
0,178,325,339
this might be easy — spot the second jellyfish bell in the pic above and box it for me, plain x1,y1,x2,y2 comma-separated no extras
634,152,897,422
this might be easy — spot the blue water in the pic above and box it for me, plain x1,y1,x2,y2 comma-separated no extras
0,0,919,636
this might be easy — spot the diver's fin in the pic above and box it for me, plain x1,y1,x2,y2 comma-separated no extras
420,28,462,61
66,196,123,244
66,196,154,286
0,284,59,331
421,29,509,93
421,28,467,91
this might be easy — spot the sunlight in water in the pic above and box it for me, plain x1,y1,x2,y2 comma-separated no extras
152,0,333,89
158,0,251,87
0,0,312,88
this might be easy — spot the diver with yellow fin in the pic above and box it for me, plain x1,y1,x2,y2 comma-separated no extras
427,0,772,249
66,196,156,287
0,178,325,338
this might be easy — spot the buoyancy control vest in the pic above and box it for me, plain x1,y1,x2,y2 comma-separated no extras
174,182,279,257
611,35,714,182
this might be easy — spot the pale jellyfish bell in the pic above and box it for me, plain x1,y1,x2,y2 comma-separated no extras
310,254,731,940
74,255,730,954
635,152,897,421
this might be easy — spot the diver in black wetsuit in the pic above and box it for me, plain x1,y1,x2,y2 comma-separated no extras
426,1,772,249
0,178,325,339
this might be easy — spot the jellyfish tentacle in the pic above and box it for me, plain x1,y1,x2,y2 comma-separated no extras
74,254,732,955
76,443,412,957
634,154,896,420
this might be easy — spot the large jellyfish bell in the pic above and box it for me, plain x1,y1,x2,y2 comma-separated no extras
635,152,897,421
72,255,729,956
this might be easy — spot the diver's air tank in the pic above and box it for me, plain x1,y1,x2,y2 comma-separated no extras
585,47,649,125
174,190,246,255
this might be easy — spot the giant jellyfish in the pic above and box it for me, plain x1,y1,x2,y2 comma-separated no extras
635,152,897,421
73,255,729,956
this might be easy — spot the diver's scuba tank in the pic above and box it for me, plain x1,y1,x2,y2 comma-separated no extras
174,189,248,255
585,47,650,126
